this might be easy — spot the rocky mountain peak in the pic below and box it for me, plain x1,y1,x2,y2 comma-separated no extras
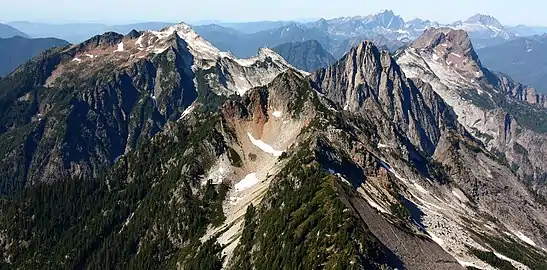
369,9,405,30
126,29,141,39
411,27,483,75
311,40,458,155
78,32,124,51
464,13,504,29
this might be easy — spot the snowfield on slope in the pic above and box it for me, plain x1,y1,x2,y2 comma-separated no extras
247,132,284,157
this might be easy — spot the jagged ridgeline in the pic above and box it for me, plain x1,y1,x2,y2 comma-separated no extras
0,23,547,270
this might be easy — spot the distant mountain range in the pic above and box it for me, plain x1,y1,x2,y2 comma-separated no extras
194,20,406,59
477,34,547,94
7,21,175,43
0,36,69,76
0,23,28,38
194,10,541,60
9,10,547,60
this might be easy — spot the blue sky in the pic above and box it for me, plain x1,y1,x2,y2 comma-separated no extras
2,0,546,26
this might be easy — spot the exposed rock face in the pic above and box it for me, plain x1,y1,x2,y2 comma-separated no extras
396,27,547,199
311,38,547,266
311,41,460,156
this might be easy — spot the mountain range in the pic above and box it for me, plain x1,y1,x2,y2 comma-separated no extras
7,21,175,43
191,10,528,67
8,10,536,62
477,34,547,94
0,20,546,270
0,23,28,38
0,36,69,76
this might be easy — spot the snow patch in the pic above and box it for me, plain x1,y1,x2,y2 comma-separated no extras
377,143,389,148
494,252,530,269
85,53,95,59
457,260,487,269
511,230,536,247
247,132,284,157
180,105,195,120
272,111,282,118
115,42,124,52
235,173,259,191
151,24,220,60
72,58,82,63
450,52,462,58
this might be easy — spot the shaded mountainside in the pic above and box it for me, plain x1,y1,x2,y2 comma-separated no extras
272,40,336,72
477,35,547,94
0,36,69,76
0,23,547,270
0,23,27,38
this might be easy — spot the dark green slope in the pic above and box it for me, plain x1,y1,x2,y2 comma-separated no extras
0,111,229,269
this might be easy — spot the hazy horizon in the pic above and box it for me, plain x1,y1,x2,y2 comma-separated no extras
3,0,547,26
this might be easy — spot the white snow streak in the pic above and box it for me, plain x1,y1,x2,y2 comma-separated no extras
457,260,487,269
272,111,282,118
377,143,389,148
247,132,284,157
72,58,82,63
494,252,529,269
512,230,536,247
235,173,259,191
180,105,195,120
85,53,95,59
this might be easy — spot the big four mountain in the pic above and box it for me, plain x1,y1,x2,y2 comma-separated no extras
1,9,547,270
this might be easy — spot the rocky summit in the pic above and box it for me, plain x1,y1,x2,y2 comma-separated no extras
0,21,546,270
